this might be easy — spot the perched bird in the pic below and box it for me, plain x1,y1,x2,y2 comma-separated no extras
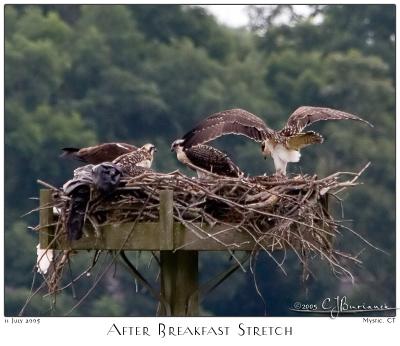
171,141,243,178
113,143,157,176
63,163,122,240
60,142,137,164
179,107,372,175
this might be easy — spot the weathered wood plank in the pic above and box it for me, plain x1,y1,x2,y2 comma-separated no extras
42,219,330,251
47,222,258,250
39,189,54,249
47,221,329,251
174,223,255,251
159,190,174,250
63,222,163,250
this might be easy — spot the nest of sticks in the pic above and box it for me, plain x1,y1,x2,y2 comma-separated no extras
34,162,373,296
23,161,383,318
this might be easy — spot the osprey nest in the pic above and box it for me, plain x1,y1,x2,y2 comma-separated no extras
37,163,372,289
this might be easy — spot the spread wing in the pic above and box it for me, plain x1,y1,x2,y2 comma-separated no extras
181,108,273,147
185,145,243,177
281,106,373,135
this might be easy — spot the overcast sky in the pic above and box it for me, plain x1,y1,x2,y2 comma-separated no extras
201,5,315,28
202,5,249,27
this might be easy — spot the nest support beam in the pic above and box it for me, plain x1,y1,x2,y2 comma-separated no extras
157,190,199,316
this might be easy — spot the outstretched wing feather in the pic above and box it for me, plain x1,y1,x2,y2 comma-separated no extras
282,106,373,134
182,109,272,147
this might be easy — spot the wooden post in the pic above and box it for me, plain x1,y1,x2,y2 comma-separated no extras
157,190,199,316
159,190,174,250
159,251,199,316
39,189,54,248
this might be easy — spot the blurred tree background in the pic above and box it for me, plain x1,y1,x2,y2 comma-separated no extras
4,4,395,316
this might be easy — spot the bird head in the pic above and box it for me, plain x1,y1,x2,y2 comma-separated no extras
261,141,271,160
170,139,185,152
142,143,157,155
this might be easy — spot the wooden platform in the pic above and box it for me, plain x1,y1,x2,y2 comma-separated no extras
38,188,329,316
39,189,262,252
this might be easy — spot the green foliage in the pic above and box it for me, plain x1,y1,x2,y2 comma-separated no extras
5,287,78,316
4,222,36,288
91,296,126,317
5,4,395,316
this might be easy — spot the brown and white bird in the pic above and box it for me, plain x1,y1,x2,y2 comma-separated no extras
60,142,137,164
179,107,372,175
113,143,156,176
171,141,243,178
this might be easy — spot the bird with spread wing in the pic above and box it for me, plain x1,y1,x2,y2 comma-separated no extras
179,107,372,175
